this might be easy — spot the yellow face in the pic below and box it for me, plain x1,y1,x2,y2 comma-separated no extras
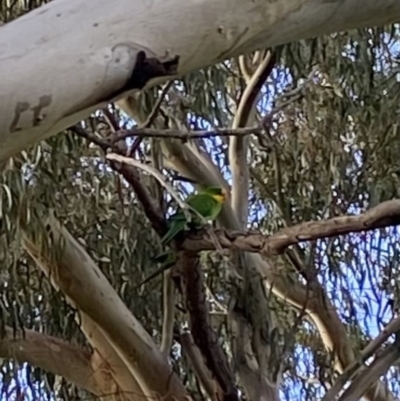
211,189,227,204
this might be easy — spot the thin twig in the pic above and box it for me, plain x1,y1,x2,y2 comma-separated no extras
102,107,120,132
106,153,190,219
109,85,304,145
160,270,176,357
322,315,400,401
127,82,172,156
362,316,400,359
112,126,262,142
142,81,174,129
337,343,400,401
70,125,110,150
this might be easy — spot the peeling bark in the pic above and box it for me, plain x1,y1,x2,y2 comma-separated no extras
79,313,146,401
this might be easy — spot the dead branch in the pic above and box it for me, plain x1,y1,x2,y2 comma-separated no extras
71,124,110,150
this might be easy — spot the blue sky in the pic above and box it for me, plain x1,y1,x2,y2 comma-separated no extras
2,27,400,401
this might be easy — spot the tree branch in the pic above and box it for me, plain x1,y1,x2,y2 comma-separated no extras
2,0,399,161
178,199,400,256
127,81,173,156
338,343,400,401
78,313,145,401
160,270,176,357
228,307,279,401
227,54,278,393
176,252,238,401
180,332,218,401
111,126,263,141
0,326,100,396
322,315,400,401
106,153,191,219
230,50,275,228
22,216,188,401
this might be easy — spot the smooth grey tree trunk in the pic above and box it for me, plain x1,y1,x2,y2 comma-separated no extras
0,0,399,161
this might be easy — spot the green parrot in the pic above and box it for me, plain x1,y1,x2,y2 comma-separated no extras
137,186,226,288
160,186,227,245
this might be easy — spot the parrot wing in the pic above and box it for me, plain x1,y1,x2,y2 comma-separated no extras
160,190,224,245
187,193,222,221
160,212,187,245
151,250,173,264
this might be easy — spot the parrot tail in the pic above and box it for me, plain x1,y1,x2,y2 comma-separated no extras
138,252,176,288
151,251,171,264
160,219,186,245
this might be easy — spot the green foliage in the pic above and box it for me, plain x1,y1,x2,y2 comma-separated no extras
1,1,400,399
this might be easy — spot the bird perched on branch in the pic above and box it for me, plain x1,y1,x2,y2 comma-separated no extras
160,186,227,245
137,186,226,287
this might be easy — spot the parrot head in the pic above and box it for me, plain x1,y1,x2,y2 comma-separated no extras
201,186,227,203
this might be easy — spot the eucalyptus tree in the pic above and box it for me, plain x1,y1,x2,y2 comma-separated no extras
1,2,400,401
1,0,400,161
